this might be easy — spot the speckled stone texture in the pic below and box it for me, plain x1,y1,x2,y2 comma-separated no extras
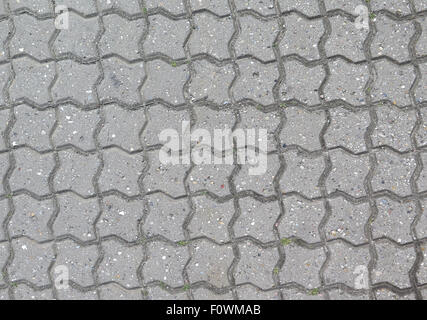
0,0,425,301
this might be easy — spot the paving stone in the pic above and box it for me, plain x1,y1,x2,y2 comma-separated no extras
188,196,234,243
328,290,370,300
325,106,370,153
99,148,145,196
416,200,427,240
99,104,145,151
375,288,416,300
234,154,280,197
0,20,8,62
145,0,186,15
143,241,189,287
280,107,325,151
54,239,98,287
0,242,8,286
371,60,414,106
10,58,55,105
415,63,427,104
98,242,143,288
371,149,416,197
236,285,281,300
233,59,278,105
280,150,325,198
10,148,55,196
371,0,412,16
55,0,97,15
99,58,145,105
144,193,189,241
0,109,9,150
0,64,9,106
327,149,370,198
144,15,189,60
324,0,362,13
53,13,99,59
97,0,141,14
235,240,278,289
0,200,8,241
192,288,233,300
416,108,427,147
280,244,325,289
0,153,8,195
146,286,188,300
56,288,98,300
9,0,53,14
8,194,53,241
372,105,417,152
416,17,427,57
279,0,320,16
9,238,54,286
235,0,276,16
54,193,99,241
417,242,427,284
189,0,230,16
13,285,53,300
141,60,188,105
325,241,370,289
414,0,427,11
280,61,325,105
11,104,55,151
189,60,234,104
189,163,233,197
99,283,142,300
372,240,416,288
234,198,280,243
280,14,323,61
326,197,370,245
187,239,233,287
52,104,100,151
279,196,324,243
143,150,189,197
418,153,427,193
235,15,278,61
373,198,416,244
281,288,324,300
10,14,54,60
54,150,100,196
326,15,368,62
325,58,369,105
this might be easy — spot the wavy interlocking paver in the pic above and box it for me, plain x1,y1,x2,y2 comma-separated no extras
0,0,425,300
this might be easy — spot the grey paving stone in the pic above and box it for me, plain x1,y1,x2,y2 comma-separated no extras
373,198,416,244
0,242,8,286
0,200,8,241
53,239,98,287
280,107,325,151
279,196,324,243
10,57,55,105
233,59,278,105
415,63,427,104
235,198,280,243
324,0,363,13
52,104,100,151
144,193,189,241
235,0,275,16
190,13,233,60
0,20,8,62
327,149,370,198
280,244,325,289
188,196,234,243
99,58,145,105
326,197,370,245
187,239,233,288
145,0,186,15
55,0,97,15
235,15,278,61
416,200,427,240
281,288,324,300
372,240,416,288
189,163,233,197
11,104,55,151
54,149,100,196
99,283,142,300
10,14,54,60
98,196,144,242
324,58,369,105
189,61,234,105
236,285,281,300
10,148,55,196
13,285,53,300
8,0,53,14
54,192,99,241
418,152,427,193
8,194,53,241
99,104,145,152
326,15,368,62
414,0,427,11
280,14,323,61
370,60,414,106
57,288,98,300
375,288,416,300
0,289,8,300
234,153,280,197
141,60,188,105
372,105,417,152
98,240,143,288
143,241,189,287
280,150,325,198
328,290,370,300
9,238,54,286
279,0,320,16
0,64,10,107
416,17,427,57
325,106,370,153
371,149,416,197
0,153,8,195
143,150,189,197
324,241,370,288
371,0,412,15
280,61,325,105
189,0,230,16
97,0,141,14
99,148,145,196
235,240,278,289
144,15,189,60
193,288,233,300
416,108,427,147
0,109,9,150
53,13,98,60
417,242,427,285
146,286,188,300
